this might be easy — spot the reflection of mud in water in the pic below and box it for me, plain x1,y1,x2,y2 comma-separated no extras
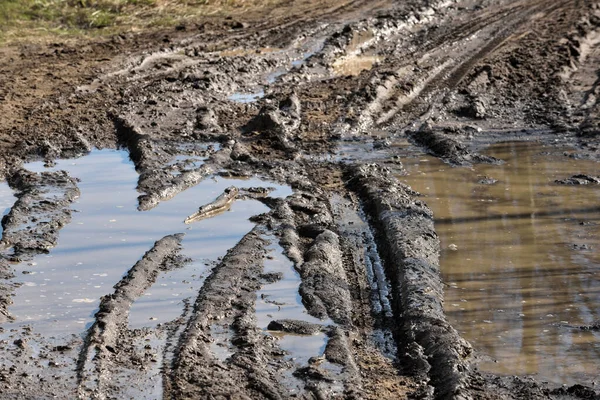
256,241,331,329
0,182,15,227
3,150,291,335
400,141,600,386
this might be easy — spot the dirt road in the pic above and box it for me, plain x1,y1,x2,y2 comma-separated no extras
0,0,599,398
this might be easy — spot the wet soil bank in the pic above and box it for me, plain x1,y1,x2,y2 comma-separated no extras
346,163,474,398
0,0,600,398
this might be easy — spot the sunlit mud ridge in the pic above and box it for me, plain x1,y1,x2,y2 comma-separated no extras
346,163,473,398
1,169,80,258
1,0,600,398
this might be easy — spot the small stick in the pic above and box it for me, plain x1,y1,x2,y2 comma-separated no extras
184,186,239,224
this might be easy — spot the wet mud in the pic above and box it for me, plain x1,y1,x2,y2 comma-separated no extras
1,0,600,398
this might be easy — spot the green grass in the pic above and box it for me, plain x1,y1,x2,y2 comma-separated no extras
1,1,141,30
0,0,277,42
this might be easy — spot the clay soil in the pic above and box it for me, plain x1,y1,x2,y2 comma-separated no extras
1,0,600,399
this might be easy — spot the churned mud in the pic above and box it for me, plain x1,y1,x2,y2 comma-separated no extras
1,0,600,398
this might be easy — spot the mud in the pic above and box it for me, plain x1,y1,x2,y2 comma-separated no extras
184,186,239,223
346,163,474,398
556,174,600,184
1,0,600,398
407,124,501,165
78,234,184,398
1,169,80,259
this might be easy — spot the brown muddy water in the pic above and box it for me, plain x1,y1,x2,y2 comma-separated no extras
332,28,382,76
399,141,600,386
332,54,381,76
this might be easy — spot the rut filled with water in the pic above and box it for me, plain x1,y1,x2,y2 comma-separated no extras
400,141,600,386
1,150,292,336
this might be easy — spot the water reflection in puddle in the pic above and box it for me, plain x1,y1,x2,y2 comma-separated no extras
5,149,292,335
0,182,16,235
228,90,265,103
257,241,332,366
276,332,328,365
400,141,600,386
256,241,330,329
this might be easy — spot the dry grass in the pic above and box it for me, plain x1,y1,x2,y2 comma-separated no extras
0,0,281,42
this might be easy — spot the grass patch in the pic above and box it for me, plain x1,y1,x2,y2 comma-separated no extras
0,0,281,42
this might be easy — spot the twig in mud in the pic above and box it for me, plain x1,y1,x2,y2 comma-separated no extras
184,186,239,224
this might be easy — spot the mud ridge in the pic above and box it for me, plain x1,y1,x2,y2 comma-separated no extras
346,163,474,399
262,183,426,397
555,174,600,185
1,0,600,397
184,186,239,223
77,234,185,399
1,169,80,258
267,190,358,326
407,123,501,165
111,113,232,211
169,227,293,399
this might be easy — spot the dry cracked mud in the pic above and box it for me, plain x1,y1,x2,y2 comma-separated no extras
1,0,600,399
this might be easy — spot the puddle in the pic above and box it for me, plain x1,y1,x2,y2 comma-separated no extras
257,240,334,372
275,332,328,365
290,37,326,68
0,182,16,235
332,55,381,76
3,149,292,336
228,90,265,103
209,323,234,362
399,141,600,386
256,241,331,329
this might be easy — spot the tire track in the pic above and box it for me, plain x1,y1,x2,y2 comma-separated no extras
77,234,184,399
349,0,576,133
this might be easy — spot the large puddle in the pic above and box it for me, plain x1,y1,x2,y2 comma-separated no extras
2,149,291,335
399,142,600,386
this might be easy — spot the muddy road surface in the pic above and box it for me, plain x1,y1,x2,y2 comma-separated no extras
1,0,600,398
